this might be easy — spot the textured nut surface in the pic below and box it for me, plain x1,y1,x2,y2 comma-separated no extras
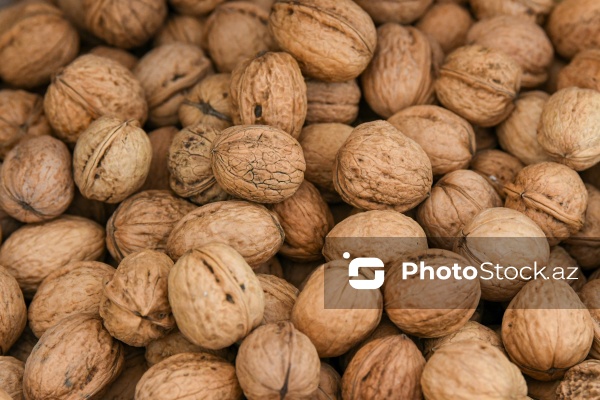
422,321,504,360
469,0,554,23
556,360,600,400
88,46,139,71
316,362,341,400
257,274,298,326
565,184,600,269
547,245,586,292
305,80,360,125
558,49,600,92
354,0,432,24
0,356,23,400
469,149,524,199
101,348,147,400
578,279,600,360
547,0,600,59
0,266,26,355
179,73,234,130
416,3,473,53
170,0,226,16
139,126,179,192
6,327,36,364
154,14,206,49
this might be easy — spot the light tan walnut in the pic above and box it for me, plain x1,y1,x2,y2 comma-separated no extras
179,74,234,130
0,267,26,355
305,80,361,125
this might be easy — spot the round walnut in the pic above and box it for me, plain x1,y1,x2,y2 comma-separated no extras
169,243,264,349
578,280,600,360
416,3,473,54
435,45,522,127
422,321,504,360
230,52,307,138
0,356,24,400
333,121,433,212
73,116,152,203
257,274,298,326
342,335,425,400
305,80,361,125
469,0,554,24
236,321,320,399
211,125,306,203
0,215,105,297
169,0,226,16
421,340,527,400
254,256,284,278
537,87,600,171
23,314,124,400
388,105,476,177
0,1,79,88
558,49,600,92
106,190,195,262
139,126,179,192
547,0,600,59
504,162,588,245
556,360,600,400
502,279,594,380
0,267,26,355
43,54,148,144
154,14,206,49
269,0,377,82
0,135,74,223
179,73,234,130
135,352,241,400
362,24,435,119
565,184,600,270
469,149,524,199
0,90,51,160
102,348,148,400
88,46,139,71
547,246,586,292
316,362,341,400
28,261,115,338
354,0,432,24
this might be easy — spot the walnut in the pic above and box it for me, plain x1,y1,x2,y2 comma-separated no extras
556,360,600,400
0,135,74,223
73,116,152,203
269,0,377,82
354,0,433,24
435,45,521,127
22,314,124,400
526,377,561,400
564,184,600,269
0,215,105,297
281,258,322,289
416,3,473,54
106,190,196,262
362,24,435,119
333,121,433,212
469,149,524,199
211,125,306,203
577,280,600,360
254,256,284,278
28,261,115,338
469,0,555,24
422,321,505,360
504,162,588,245
0,266,26,355
388,105,476,177
0,1,79,88
43,54,148,144
558,49,600,92
305,80,361,125
102,348,148,400
547,0,600,59
257,274,298,326
547,246,586,291
139,126,179,192
230,52,307,138
65,189,114,225
168,243,264,349
316,362,341,400
154,14,207,49
236,321,320,399
169,0,226,16
179,74,234,130
88,46,138,71
0,356,24,400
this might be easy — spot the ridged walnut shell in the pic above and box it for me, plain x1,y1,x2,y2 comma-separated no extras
230,52,307,139
179,73,234,130
422,321,505,360
316,362,341,400
0,266,26,355
101,348,147,400
469,149,524,199
43,54,148,144
269,0,377,82
169,243,264,349
578,279,600,360
469,0,554,24
154,14,206,49
236,321,320,400
416,3,473,54
333,121,433,212
0,356,23,400
558,49,600,92
0,135,74,223
211,125,306,203
354,0,432,24
435,45,522,127
23,314,124,400
73,116,152,203
139,126,179,192
556,360,600,400
305,80,360,125
547,0,600,59
565,184,600,269
169,0,226,16
257,274,298,326
88,46,138,71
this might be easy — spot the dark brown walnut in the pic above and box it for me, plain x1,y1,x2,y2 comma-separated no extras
237,321,320,399
179,74,234,130
504,162,588,245
6,327,36,364
334,121,433,212
416,3,473,54
556,360,600,400
280,258,322,289
422,321,505,360
169,243,264,349
526,377,561,400
497,91,552,165
417,170,502,250
211,125,306,203
342,335,425,400
135,352,242,400
565,184,600,270
316,362,341,400
362,24,435,119
0,90,51,160
305,80,360,125
547,246,586,291
0,1,79,88
101,348,148,400
169,0,226,16
257,274,298,326
65,189,114,225
422,340,527,400
269,0,377,82
582,163,600,190
435,45,521,127
0,215,105,297
0,266,26,355
578,279,600,360
474,126,498,151
0,356,23,400
254,256,284,278
88,46,138,71
28,261,115,338
22,314,124,400
537,87,600,171
469,149,524,199
230,52,307,138
558,49,600,92
106,190,196,262
470,0,554,24
545,56,568,94
100,250,175,347
0,135,74,223
139,126,179,192
73,116,152,203
154,14,207,49
547,0,600,59
354,0,432,24
43,54,148,144
388,105,476,177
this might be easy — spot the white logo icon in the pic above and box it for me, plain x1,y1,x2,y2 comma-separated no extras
344,252,385,290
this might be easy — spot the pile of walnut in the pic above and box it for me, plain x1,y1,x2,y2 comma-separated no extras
1,0,600,399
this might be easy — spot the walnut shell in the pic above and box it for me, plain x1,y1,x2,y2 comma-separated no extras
73,116,152,203
102,348,148,400
435,45,522,127
577,279,600,360
169,0,226,16
421,340,528,399
474,126,498,151
269,0,377,82
236,321,320,399
504,162,588,245
179,73,234,130
416,3,473,54
0,215,105,297
23,314,124,400
0,135,74,223
28,261,115,338
0,266,26,355
537,87,600,171
556,360,600,400
469,149,525,199
305,80,361,125
0,356,23,400
558,49,600,92
354,0,432,24
106,190,196,262
139,126,179,192
526,377,561,400
230,52,307,138
257,274,298,326
64,189,114,226
169,243,264,349
564,184,600,269
316,362,341,400
88,46,138,71
469,0,554,24
154,14,206,49
388,105,476,177
43,54,148,144
547,0,600,59
254,256,284,278
422,321,504,360
211,124,306,203
333,120,433,212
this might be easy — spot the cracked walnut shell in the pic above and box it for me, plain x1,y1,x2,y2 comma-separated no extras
179,73,234,130
0,266,26,355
